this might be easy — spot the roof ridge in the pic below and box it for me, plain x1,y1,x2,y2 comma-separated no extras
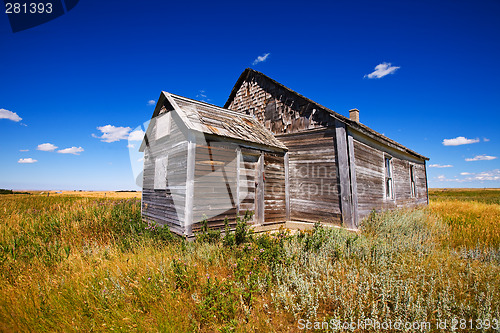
166,92,256,120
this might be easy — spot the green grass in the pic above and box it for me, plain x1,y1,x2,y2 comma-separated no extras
1,191,499,332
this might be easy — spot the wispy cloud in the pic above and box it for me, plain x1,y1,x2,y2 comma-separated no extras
0,108,22,122
484,138,490,142
434,169,500,183
465,154,497,162
196,90,211,103
57,147,84,155
429,164,453,168
19,149,29,152
459,169,500,182
364,62,400,79
93,125,132,143
147,100,156,106
442,136,479,146
18,158,37,164
37,143,58,152
252,53,270,65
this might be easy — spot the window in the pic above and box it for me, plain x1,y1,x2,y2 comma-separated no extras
385,156,394,199
155,112,171,140
410,165,416,198
154,155,168,189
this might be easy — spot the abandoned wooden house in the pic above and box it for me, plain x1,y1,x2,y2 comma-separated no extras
140,68,429,237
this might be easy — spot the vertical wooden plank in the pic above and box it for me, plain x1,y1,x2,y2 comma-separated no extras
256,151,265,224
284,152,290,221
347,132,359,229
424,161,429,205
236,147,241,216
335,119,354,228
184,132,196,237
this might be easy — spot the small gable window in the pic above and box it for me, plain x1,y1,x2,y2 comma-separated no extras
385,156,394,199
156,112,171,140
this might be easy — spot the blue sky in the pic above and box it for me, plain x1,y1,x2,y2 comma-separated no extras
1,0,499,190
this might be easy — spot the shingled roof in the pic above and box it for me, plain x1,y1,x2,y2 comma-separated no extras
224,68,429,160
140,92,287,151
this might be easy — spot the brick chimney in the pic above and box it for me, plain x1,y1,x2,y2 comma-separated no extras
349,109,359,122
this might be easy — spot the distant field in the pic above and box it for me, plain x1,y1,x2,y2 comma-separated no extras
0,189,499,332
430,187,500,205
8,190,142,199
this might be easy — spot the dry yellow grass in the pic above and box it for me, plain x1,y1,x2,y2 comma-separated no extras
430,198,500,248
30,191,141,199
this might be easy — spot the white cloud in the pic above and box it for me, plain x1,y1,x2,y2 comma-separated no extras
0,108,22,122
93,125,132,143
57,147,84,155
484,138,490,142
128,129,145,141
433,170,500,183
19,149,29,152
252,53,270,65
429,164,453,168
459,169,500,182
147,100,156,106
364,62,400,79
18,158,37,164
442,136,480,146
37,143,58,152
127,144,135,148
465,154,497,162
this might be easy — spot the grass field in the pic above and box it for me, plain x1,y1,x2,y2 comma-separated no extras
1,189,499,331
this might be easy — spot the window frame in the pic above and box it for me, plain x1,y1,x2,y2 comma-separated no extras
410,164,416,198
384,155,394,200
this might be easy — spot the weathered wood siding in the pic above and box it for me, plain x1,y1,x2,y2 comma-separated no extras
351,138,385,219
351,133,428,220
227,73,335,135
190,142,287,231
413,163,428,204
191,141,239,231
264,152,286,223
142,110,188,235
239,149,258,218
277,129,341,224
